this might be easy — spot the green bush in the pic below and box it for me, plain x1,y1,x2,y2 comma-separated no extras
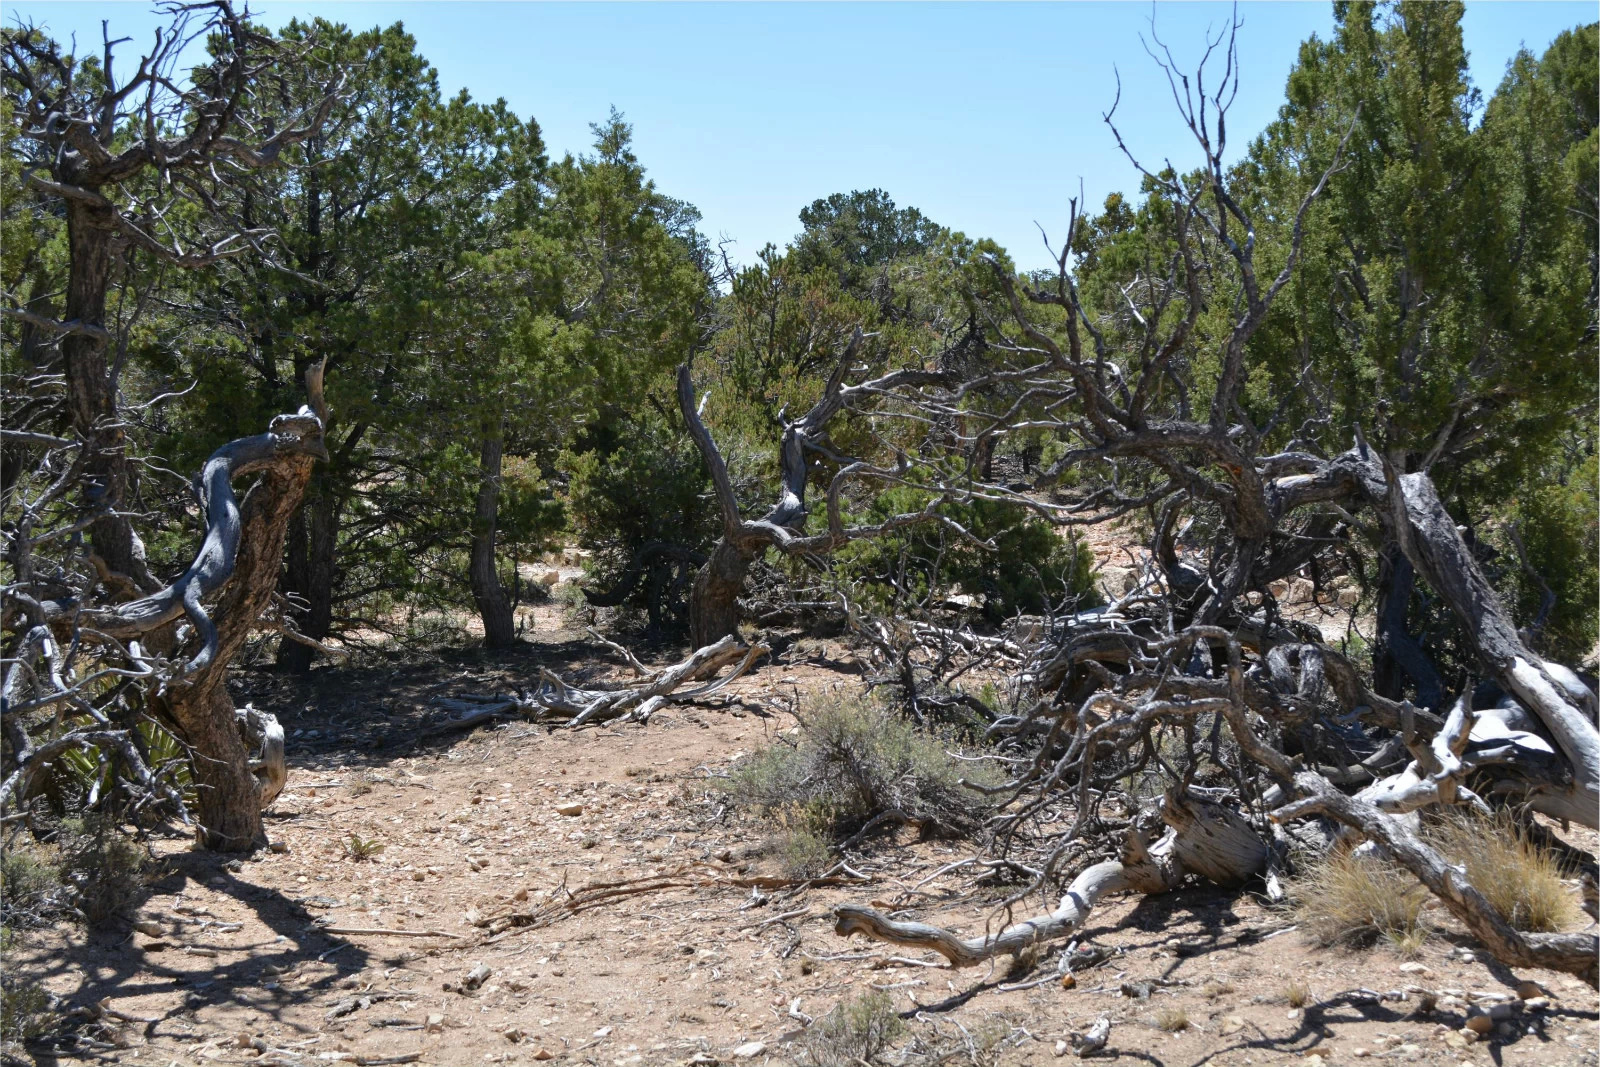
0,976,57,1044
1500,453,1598,663
793,990,905,1067
58,817,153,926
0,842,63,930
729,693,996,874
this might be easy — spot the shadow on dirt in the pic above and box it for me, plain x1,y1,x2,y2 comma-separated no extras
14,849,379,1064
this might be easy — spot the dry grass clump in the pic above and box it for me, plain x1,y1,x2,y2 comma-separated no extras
728,693,997,875
1290,848,1433,954
1152,1006,1190,1032
1430,812,1582,932
1284,978,1312,1008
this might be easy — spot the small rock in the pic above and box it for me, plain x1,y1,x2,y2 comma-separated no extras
1463,1015,1493,1035
1352,1049,1368,1058
1220,1016,1245,1036
556,803,584,817
1461,1030,1479,1044
1305,1056,1326,1067
1053,1040,1069,1057
503,1028,524,1044
132,920,163,938
531,1051,553,1062
1515,980,1545,1000
426,1014,445,1033
593,1026,612,1038
412,870,425,882
1399,962,1432,976
513,887,529,902
137,937,169,952
1059,974,1076,990
268,841,289,853
1444,1032,1469,1050
1484,1000,1520,1021
1524,996,1550,1012
731,1041,766,1059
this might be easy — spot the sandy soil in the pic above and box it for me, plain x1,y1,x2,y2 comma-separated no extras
10,605,1599,1067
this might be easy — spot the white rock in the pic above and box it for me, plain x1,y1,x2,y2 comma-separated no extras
731,1042,766,1059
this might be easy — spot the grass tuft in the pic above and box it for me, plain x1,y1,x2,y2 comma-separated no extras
1290,848,1432,953
1152,1006,1190,1032
1430,812,1582,932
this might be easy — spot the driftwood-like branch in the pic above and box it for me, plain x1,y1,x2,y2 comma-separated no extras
431,636,768,734
835,791,1265,966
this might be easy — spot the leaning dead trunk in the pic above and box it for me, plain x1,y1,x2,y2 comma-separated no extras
690,540,754,647
470,430,516,649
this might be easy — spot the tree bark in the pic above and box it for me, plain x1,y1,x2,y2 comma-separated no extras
156,416,321,850
469,430,516,648
689,539,754,647
277,485,340,672
61,199,137,580
1372,545,1444,709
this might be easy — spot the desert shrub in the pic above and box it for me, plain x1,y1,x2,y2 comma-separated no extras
1291,848,1432,954
829,489,1101,620
793,990,905,1067
0,841,65,930
57,817,154,926
0,975,57,1044
728,693,996,874
1431,812,1583,932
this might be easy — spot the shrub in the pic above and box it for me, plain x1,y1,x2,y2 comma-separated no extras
58,817,154,926
0,976,57,1044
728,693,996,875
0,841,65,930
1290,848,1432,954
829,488,1101,620
793,990,905,1067
1431,812,1583,932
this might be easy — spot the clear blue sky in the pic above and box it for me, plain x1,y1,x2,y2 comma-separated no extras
8,2,1593,269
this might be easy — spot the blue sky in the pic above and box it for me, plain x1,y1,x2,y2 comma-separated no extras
9,2,1593,269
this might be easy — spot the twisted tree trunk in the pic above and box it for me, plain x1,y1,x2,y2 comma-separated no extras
470,429,516,648
277,485,341,672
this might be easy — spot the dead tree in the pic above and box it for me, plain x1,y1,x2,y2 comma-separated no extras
827,17,1599,985
1,1,340,584
3,366,328,850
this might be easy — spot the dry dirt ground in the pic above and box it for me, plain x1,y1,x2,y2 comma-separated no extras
11,604,1600,1067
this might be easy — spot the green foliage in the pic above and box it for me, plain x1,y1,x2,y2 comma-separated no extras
831,488,1101,620
728,692,996,873
1497,452,1599,661
0,840,63,930
793,990,905,1067
0,975,57,1044
57,817,153,926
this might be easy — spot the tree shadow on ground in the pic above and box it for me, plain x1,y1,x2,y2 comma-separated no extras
14,848,378,1065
